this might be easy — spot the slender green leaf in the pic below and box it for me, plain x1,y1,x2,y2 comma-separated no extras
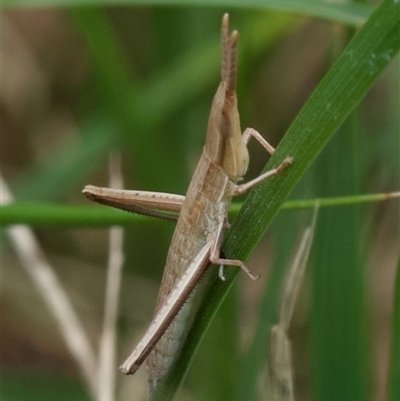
4,0,372,27
0,203,149,227
2,192,399,227
311,120,368,401
69,7,136,135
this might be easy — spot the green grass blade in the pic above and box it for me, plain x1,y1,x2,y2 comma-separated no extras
311,119,368,401
2,192,399,227
0,203,151,227
69,8,138,134
4,0,372,26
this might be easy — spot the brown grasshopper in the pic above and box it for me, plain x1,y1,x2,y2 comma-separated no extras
83,13,292,391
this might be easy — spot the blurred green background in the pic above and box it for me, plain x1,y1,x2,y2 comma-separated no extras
1,1,399,401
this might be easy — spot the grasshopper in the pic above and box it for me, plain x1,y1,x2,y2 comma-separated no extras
83,13,292,391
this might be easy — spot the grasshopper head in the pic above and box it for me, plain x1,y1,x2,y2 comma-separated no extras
204,15,249,182
205,81,249,182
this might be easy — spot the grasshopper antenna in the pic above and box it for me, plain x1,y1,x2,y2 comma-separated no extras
221,13,239,94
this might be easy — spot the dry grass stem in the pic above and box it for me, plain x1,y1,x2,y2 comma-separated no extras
269,205,318,401
96,152,125,401
1,176,98,397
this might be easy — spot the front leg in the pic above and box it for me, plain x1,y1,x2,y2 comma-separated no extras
242,127,276,155
228,156,293,196
234,127,293,195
